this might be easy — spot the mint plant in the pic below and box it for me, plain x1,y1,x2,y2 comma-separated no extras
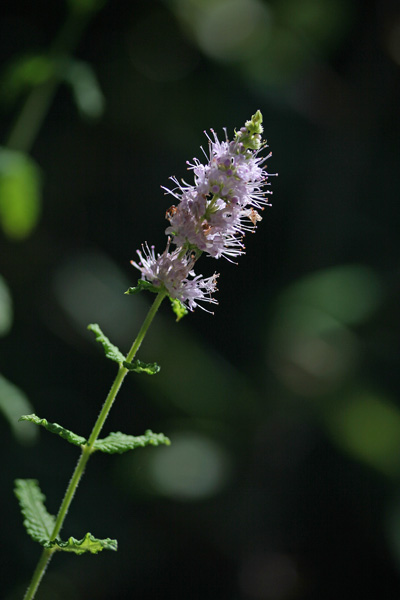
15,111,274,599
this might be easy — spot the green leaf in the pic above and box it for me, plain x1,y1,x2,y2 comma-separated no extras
125,280,161,295
0,148,41,239
170,297,188,322
43,532,117,554
87,323,125,364
0,374,37,443
19,414,86,447
93,430,170,454
63,60,105,120
123,359,160,375
14,479,55,543
1,54,55,105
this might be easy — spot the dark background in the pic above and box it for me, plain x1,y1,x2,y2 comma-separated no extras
1,0,400,598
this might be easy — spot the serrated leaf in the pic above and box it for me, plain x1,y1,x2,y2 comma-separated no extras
19,414,86,447
125,280,161,295
87,323,125,364
43,532,117,554
63,60,105,120
93,430,170,454
0,374,37,443
123,359,160,375
14,479,55,544
0,147,41,239
170,297,188,322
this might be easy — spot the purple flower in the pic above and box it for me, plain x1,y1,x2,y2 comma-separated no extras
131,111,273,313
164,114,272,261
131,242,219,312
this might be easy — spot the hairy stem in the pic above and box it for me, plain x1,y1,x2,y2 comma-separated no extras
23,291,166,600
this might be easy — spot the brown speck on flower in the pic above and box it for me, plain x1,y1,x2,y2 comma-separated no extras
166,206,177,221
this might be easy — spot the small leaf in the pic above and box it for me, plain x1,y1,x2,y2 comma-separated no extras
123,359,160,375
170,297,188,322
87,323,125,364
14,479,55,543
0,374,37,444
0,148,41,239
43,532,117,554
19,414,86,447
93,430,170,454
63,60,105,120
125,280,161,295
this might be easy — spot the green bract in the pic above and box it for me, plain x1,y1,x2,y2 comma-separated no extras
125,280,161,295
235,109,264,150
170,297,188,321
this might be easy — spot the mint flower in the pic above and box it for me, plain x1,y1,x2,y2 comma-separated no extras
131,242,219,312
164,110,272,261
132,111,273,312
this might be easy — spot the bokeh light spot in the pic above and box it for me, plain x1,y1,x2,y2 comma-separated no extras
194,0,271,62
328,391,400,475
148,431,231,500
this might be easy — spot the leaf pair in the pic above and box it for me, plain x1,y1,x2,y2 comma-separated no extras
87,323,160,374
14,479,117,555
15,418,170,554
19,413,170,454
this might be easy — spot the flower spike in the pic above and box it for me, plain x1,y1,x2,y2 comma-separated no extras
132,111,274,314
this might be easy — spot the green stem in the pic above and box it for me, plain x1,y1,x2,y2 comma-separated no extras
23,291,166,600
23,548,53,600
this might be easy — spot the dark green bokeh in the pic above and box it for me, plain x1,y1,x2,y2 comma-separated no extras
1,1,400,598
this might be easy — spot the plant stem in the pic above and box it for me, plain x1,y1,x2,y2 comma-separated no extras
23,291,166,600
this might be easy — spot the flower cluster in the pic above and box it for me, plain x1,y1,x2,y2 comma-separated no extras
132,111,273,312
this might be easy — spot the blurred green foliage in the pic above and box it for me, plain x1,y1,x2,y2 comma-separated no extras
1,0,400,598
327,390,400,476
0,148,41,239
